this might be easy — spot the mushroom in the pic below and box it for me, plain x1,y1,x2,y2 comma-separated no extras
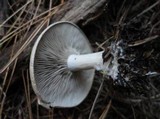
30,21,118,108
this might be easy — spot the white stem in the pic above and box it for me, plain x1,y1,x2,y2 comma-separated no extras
67,51,104,71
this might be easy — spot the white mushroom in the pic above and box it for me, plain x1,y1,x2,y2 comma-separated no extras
29,21,119,108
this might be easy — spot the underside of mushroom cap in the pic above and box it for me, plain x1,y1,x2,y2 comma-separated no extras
30,21,95,108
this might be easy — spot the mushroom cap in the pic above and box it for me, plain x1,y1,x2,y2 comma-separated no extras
29,21,95,108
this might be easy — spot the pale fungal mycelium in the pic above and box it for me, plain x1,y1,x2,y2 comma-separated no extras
29,21,123,108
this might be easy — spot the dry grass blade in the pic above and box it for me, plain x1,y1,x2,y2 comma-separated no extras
129,0,160,24
19,0,42,48
0,6,59,73
5,2,28,35
0,17,44,46
136,0,160,18
0,36,18,115
150,20,160,34
95,36,113,50
61,0,64,4
128,35,159,47
0,87,6,119
0,20,47,73
131,106,136,119
4,59,17,92
99,100,112,119
36,102,40,119
22,70,33,119
0,68,9,119
88,75,105,119
0,1,32,47
46,0,53,26
0,0,32,29
0,3,62,46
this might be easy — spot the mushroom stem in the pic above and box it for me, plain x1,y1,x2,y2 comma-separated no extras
67,51,104,71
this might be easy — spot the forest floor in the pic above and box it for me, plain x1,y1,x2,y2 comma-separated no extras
0,0,160,119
